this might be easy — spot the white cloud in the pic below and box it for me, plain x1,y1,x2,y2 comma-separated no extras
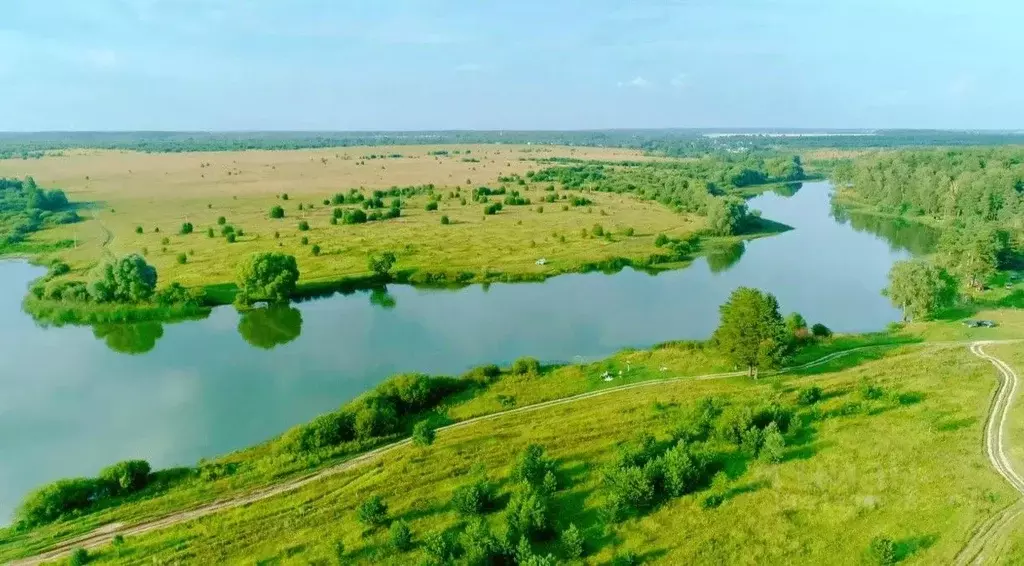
617,76,651,88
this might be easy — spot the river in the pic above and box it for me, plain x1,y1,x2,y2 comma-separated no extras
0,181,938,521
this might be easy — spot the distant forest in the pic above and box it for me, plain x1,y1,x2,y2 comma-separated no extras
1,129,1023,158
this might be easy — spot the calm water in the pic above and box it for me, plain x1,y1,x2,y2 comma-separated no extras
0,181,937,520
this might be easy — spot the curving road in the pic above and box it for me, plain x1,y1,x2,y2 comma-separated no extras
7,340,1020,565
955,342,1024,565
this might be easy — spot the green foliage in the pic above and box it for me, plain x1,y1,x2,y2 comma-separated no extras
179,222,193,235
505,486,553,540
412,420,436,447
297,220,310,231
786,312,808,336
15,478,98,527
707,196,749,236
561,523,585,559
98,460,151,495
176,252,187,264
425,200,438,211
440,215,450,225
797,386,823,405
368,251,397,277
885,259,958,321
343,208,367,224
135,226,143,234
235,252,299,305
424,530,456,564
300,236,308,245
206,227,214,237
88,254,158,303
356,495,389,528
712,287,790,377
388,520,413,552
869,536,897,565
760,422,786,463
451,477,498,516
225,232,236,243
269,205,284,219
811,323,832,338
216,216,226,225
311,244,321,256
237,305,302,350
68,547,89,566
511,356,541,375
591,224,605,237
654,233,669,247
512,445,557,489
937,223,1005,288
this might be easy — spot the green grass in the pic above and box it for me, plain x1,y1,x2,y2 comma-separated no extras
53,345,1017,565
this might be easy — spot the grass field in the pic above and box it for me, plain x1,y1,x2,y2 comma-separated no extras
35,344,1016,565
0,145,708,294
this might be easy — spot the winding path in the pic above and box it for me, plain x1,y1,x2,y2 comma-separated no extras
7,340,1021,565
955,342,1024,565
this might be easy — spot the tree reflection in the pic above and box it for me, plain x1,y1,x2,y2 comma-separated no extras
706,241,746,274
93,322,164,355
831,201,939,255
772,182,803,198
369,287,397,310
237,304,303,350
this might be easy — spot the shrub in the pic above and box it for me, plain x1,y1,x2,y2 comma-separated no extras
412,420,436,447
87,254,157,303
356,495,390,528
602,464,654,511
869,537,896,565
134,226,143,234
353,397,398,439
160,237,170,245
269,205,285,219
206,227,214,237
440,215,450,225
217,216,226,225
512,444,556,488
425,200,439,211
451,477,497,516
811,323,832,338
561,523,585,559
860,380,885,400
505,486,552,540
662,440,706,496
623,227,635,236
368,251,397,277
69,548,89,566
155,282,199,306
389,520,413,552
226,233,237,243
424,531,456,564
797,386,823,405
179,222,193,235
153,226,159,232
298,220,310,231
281,193,289,200
511,356,541,376
48,260,71,278
220,225,234,236
98,460,151,494
235,252,299,304
343,208,367,224
311,244,321,256
15,478,99,527
761,422,786,463
300,236,309,245
462,364,501,384
273,231,280,238
654,233,669,247
591,224,604,237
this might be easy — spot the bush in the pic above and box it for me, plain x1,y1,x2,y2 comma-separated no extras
505,486,552,540
235,252,299,304
69,547,89,566
357,495,390,528
160,237,170,245
412,420,436,447
281,193,289,200
343,208,367,224
602,464,654,512
179,222,193,235
15,478,98,527
811,323,832,338
298,220,310,231
368,251,397,277
176,252,187,264
87,254,157,303
761,422,786,463
389,520,413,552
424,531,456,564
217,216,226,225
797,386,823,405
425,200,438,211
135,226,143,234
451,477,497,516
311,244,321,256
511,356,541,376
206,227,214,237
869,537,896,565
654,233,669,247
440,215,450,225
220,225,234,236
512,445,556,488
591,224,604,237
561,523,584,559
353,397,398,439
155,282,199,306
300,236,309,245
623,227,635,236
226,233,236,243
462,364,501,384
48,260,71,278
269,205,284,219
98,460,151,495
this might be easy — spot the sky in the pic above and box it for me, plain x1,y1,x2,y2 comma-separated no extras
1,0,1022,131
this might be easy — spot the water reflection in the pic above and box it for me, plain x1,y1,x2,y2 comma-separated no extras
772,182,803,197
706,241,746,274
830,201,940,255
236,305,303,350
369,287,397,310
92,322,164,355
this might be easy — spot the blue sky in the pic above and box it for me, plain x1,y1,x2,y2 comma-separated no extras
1,0,1021,131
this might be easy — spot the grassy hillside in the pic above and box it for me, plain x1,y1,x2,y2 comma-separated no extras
9,340,1018,565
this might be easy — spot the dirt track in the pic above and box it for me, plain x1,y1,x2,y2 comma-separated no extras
955,342,1024,565
9,340,1020,565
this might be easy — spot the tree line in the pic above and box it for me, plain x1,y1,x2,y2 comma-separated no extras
0,176,80,248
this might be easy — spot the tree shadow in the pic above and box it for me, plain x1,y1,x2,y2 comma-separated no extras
894,533,938,562
719,479,771,503
933,416,976,432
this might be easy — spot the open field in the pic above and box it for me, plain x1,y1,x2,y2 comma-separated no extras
0,146,711,293
16,344,1017,565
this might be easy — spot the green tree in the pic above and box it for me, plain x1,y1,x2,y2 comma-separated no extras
561,523,585,559
87,254,158,303
711,287,789,378
369,251,397,277
707,197,749,236
356,495,389,528
235,252,299,305
68,548,89,566
786,312,808,337
269,205,284,219
98,460,151,494
938,223,1001,289
412,420,435,447
885,259,957,321
388,520,413,552
760,422,785,463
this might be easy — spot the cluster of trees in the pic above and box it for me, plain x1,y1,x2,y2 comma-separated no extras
0,176,79,247
15,460,151,528
235,252,299,305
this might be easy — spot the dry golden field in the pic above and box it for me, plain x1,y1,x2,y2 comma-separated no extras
0,145,702,291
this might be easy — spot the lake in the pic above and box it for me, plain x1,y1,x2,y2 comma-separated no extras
0,181,938,521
